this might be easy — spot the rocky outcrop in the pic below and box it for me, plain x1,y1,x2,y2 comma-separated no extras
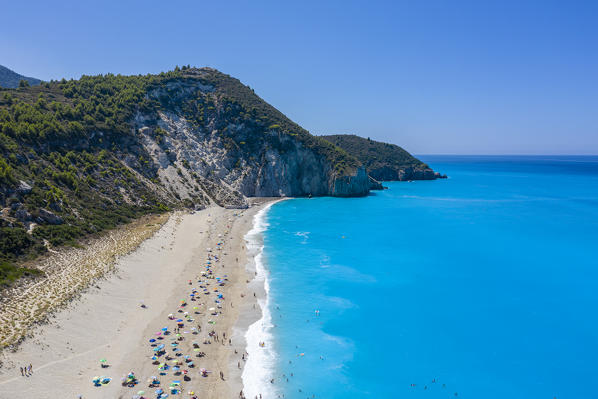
38,208,63,225
397,167,436,181
16,180,32,195
320,134,446,182
369,166,447,181
368,175,384,190
330,167,370,197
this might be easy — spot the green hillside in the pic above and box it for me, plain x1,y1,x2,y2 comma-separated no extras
320,134,443,181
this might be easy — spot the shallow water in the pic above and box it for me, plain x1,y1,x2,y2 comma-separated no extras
259,155,598,399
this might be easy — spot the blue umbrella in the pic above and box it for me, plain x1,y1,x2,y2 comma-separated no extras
149,339,156,343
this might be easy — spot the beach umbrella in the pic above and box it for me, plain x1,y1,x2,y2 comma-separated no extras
149,339,156,343
176,319,183,322
100,358,107,363
137,390,145,395
162,327,168,331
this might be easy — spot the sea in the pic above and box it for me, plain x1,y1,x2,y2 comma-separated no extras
243,155,598,399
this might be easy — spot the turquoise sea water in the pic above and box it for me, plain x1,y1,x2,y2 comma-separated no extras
260,156,598,399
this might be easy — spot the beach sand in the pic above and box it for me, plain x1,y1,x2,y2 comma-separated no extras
0,200,271,398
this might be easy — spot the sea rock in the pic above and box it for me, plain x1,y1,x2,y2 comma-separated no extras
368,175,384,190
38,208,63,225
398,167,437,181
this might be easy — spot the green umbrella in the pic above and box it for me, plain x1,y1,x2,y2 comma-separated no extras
137,390,145,395
99,358,106,363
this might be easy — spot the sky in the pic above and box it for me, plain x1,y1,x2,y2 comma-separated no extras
1,0,597,154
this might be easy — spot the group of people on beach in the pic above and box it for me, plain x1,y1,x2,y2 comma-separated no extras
125,213,249,398
11,211,273,398
19,364,33,377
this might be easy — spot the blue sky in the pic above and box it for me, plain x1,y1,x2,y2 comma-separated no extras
1,0,596,154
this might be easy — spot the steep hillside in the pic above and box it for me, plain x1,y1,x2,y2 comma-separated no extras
0,65,42,89
0,66,370,284
320,134,446,181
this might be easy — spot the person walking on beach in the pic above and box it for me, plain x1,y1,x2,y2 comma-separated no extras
28,364,32,374
20,367,24,376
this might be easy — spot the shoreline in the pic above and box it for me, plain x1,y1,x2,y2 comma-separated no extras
239,200,284,399
0,199,275,398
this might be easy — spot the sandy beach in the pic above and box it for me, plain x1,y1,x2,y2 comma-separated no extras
0,200,272,399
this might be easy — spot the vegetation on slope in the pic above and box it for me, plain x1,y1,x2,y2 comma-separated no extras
320,134,436,181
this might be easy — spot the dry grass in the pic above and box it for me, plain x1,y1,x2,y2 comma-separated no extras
0,213,170,348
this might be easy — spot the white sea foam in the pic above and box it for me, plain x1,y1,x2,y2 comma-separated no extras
242,201,281,399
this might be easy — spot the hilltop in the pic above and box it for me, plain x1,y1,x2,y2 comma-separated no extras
0,64,42,89
320,134,446,181
0,66,372,284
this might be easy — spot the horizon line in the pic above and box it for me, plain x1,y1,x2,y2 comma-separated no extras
415,153,598,157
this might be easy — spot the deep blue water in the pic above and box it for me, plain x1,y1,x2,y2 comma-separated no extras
261,155,598,399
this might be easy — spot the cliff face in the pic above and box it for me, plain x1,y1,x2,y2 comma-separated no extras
131,76,370,207
369,165,440,181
